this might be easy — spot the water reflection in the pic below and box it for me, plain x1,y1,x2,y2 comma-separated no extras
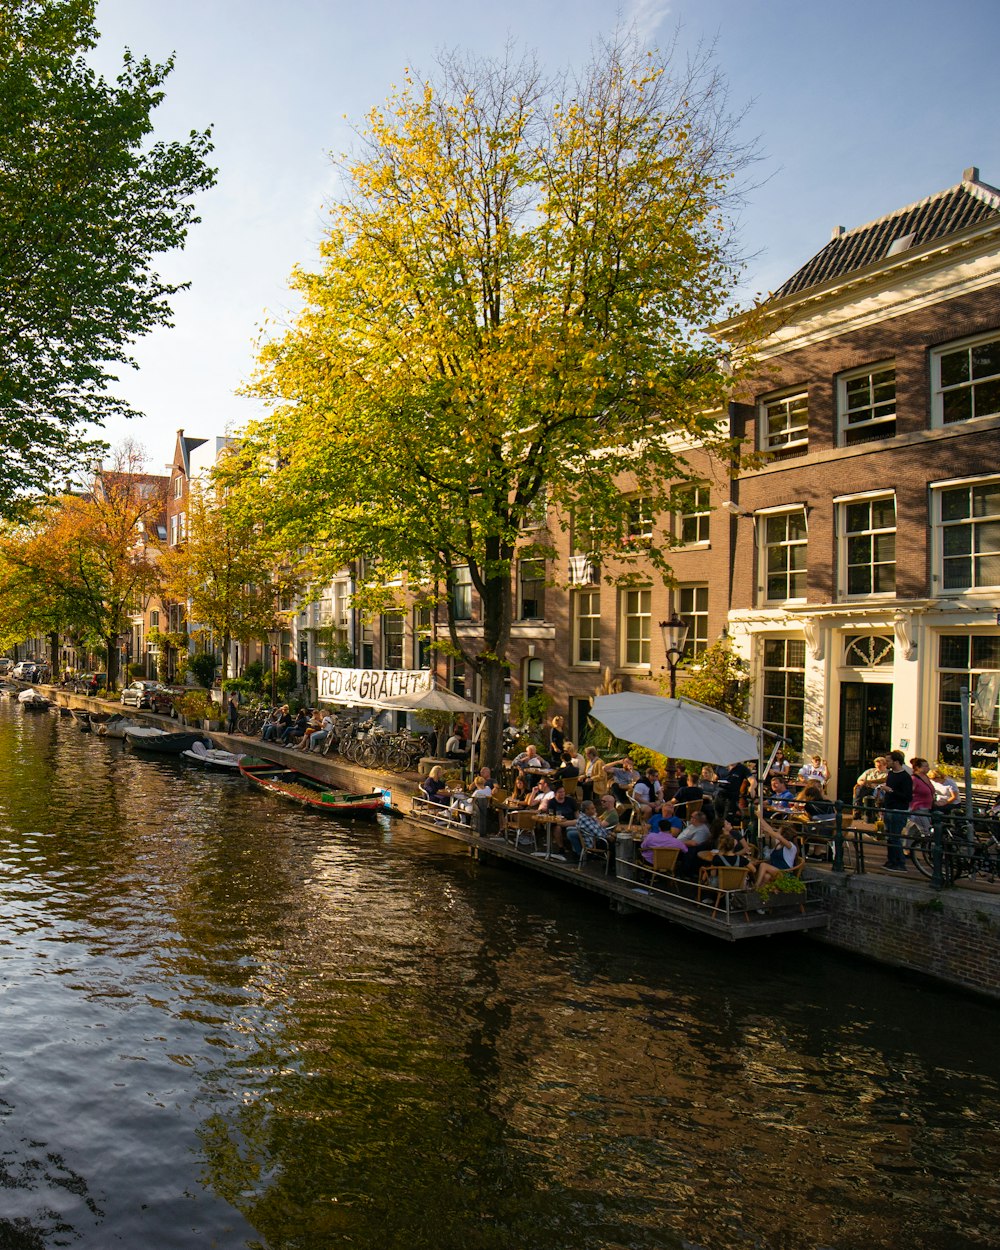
0,704,997,1248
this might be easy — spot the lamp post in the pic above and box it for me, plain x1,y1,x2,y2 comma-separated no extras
659,614,689,791
266,627,281,707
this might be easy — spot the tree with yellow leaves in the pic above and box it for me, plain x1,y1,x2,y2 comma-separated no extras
230,36,760,770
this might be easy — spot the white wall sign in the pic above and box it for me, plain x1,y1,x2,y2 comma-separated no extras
316,666,432,706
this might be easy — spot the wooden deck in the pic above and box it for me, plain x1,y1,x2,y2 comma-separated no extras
408,801,830,942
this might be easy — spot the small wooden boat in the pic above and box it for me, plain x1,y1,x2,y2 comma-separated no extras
124,726,209,755
239,757,386,817
98,714,138,738
181,740,244,771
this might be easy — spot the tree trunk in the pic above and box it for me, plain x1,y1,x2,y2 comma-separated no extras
221,633,231,681
106,634,119,692
48,631,59,678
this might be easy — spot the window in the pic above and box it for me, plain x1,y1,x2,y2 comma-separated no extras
572,589,601,666
761,638,805,752
760,391,808,455
361,624,374,669
933,332,1000,427
451,565,473,620
518,558,546,620
625,496,654,542
621,587,651,667
519,488,547,531
839,365,896,445
450,658,467,698
840,495,895,597
570,507,597,557
172,475,184,499
677,585,708,658
524,657,544,703
673,483,710,545
149,610,160,629
938,479,1000,591
938,634,1000,770
334,582,349,626
414,606,432,669
762,509,807,602
169,514,179,546
382,613,403,669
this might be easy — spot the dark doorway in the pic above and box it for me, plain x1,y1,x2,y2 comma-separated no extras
837,682,893,803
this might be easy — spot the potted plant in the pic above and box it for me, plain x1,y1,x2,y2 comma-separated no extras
756,872,807,909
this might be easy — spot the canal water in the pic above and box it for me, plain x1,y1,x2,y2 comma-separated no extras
0,703,998,1250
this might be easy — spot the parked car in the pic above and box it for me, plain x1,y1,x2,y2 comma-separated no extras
120,681,176,714
0,658,12,675
12,661,38,680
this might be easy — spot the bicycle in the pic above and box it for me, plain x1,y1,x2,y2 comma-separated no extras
236,702,275,736
907,814,1000,884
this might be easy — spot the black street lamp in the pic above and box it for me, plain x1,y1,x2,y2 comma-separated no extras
266,627,281,707
659,614,690,791
658,614,690,699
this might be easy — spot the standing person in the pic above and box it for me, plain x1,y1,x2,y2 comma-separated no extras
908,757,936,838
548,715,566,768
881,750,913,873
226,691,239,734
720,760,752,821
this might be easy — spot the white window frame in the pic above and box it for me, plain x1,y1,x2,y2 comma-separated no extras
759,507,808,605
759,390,808,454
836,491,896,599
676,584,708,658
625,495,654,542
673,482,710,547
934,475,1000,594
931,330,1000,429
760,636,806,753
571,588,601,667
451,565,473,620
837,363,896,446
620,587,652,668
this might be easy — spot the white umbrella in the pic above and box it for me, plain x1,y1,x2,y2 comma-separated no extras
375,687,489,716
589,693,759,764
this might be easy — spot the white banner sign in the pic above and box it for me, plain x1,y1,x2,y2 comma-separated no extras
316,666,432,707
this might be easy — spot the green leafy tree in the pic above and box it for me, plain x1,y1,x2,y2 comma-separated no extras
667,637,751,720
0,0,215,514
230,38,759,771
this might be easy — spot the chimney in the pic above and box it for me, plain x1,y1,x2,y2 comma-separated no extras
830,225,845,241
964,166,980,183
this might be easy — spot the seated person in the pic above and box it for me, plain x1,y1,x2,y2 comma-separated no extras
639,823,686,864
698,824,750,871
555,750,580,780
753,815,800,889
538,784,578,851
853,756,888,810
647,798,684,834
563,742,586,774
797,755,830,791
632,768,663,807
766,749,791,781
676,809,714,879
307,712,335,753
928,768,960,813
529,777,556,809
604,756,641,803
672,773,705,821
470,775,493,800
796,784,835,824
511,744,552,783
281,707,309,745
598,792,620,835
298,709,325,750
444,732,469,760
764,775,795,817
566,800,607,859
507,775,532,807
420,765,451,806
261,705,290,741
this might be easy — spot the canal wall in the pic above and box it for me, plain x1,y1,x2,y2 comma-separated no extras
813,874,1000,1002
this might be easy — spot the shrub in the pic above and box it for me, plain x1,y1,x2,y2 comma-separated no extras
174,690,213,722
188,652,216,688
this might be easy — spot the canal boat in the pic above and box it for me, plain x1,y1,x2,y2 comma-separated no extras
97,714,138,738
124,726,210,755
181,740,245,771
239,757,386,817
18,688,51,710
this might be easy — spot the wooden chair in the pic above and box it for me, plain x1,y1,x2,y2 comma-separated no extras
489,787,508,808
648,846,680,890
505,807,540,852
561,776,579,797
697,862,753,918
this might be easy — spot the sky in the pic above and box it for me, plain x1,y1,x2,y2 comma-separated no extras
87,0,1000,474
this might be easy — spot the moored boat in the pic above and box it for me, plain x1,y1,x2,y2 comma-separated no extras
239,757,386,816
18,688,51,710
124,726,209,755
98,714,138,738
181,741,244,771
